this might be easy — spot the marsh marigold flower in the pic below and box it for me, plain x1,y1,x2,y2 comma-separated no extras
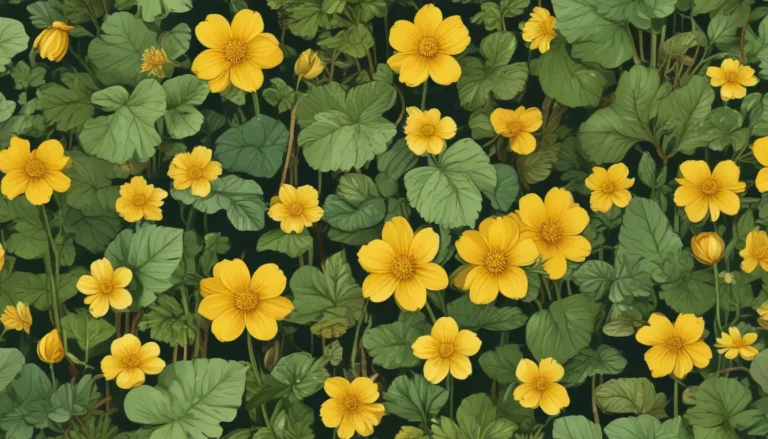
454,216,539,304
753,137,768,193
0,136,71,206
115,176,168,223
740,230,768,273
403,107,456,155
358,216,448,311
267,184,324,234
513,358,570,415
674,160,745,223
509,188,590,280
76,258,133,318
199,259,293,342
412,317,481,384
1,302,32,334
715,327,759,361
387,4,470,87
757,302,768,329
585,163,634,213
522,7,556,53
191,10,283,93
691,232,725,266
101,334,166,389
490,107,542,155
295,49,325,80
706,58,758,101
635,313,712,378
37,329,64,364
34,21,73,62
140,46,169,78
168,146,222,197
320,377,385,439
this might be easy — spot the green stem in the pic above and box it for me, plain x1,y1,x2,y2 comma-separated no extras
252,91,260,116
49,363,57,388
480,135,500,149
446,375,455,419
317,170,323,194
424,300,438,323
329,50,339,82
591,375,600,425
650,32,658,67
673,379,679,417
713,262,722,335
349,300,369,373
40,206,63,346
185,207,196,231
68,47,99,83
246,335,262,384
420,80,429,110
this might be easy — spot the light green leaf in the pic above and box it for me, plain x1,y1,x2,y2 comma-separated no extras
0,348,24,391
0,364,52,437
323,173,386,232
449,296,527,332
60,309,116,356
162,75,209,139
262,78,296,114
657,76,714,154
685,376,762,438
268,353,330,401
552,415,603,439
37,73,99,131
137,295,195,347
705,107,749,152
137,0,192,22
573,260,614,299
526,294,598,363
484,163,519,212
604,415,682,439
0,19,28,74
318,23,374,58
172,175,266,232
657,250,716,314
383,375,448,422
750,349,768,394
596,378,668,418
478,344,525,384
64,204,123,254
470,0,530,32
562,345,627,386
454,393,518,438
64,150,120,211
378,138,419,180
362,312,430,369
158,23,191,59
48,375,98,424
257,229,313,258
616,198,683,277
1,267,86,311
598,0,676,29
538,40,607,107
88,12,157,86
215,115,289,178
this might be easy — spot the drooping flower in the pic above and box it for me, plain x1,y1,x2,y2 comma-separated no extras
1,302,32,334
320,377,385,439
513,357,570,415
199,259,293,342
752,137,768,193
403,107,457,155
295,49,325,80
140,46,169,78
37,329,64,364
691,232,725,266
76,258,133,318
490,107,542,155
522,7,557,53
715,327,759,361
635,313,712,378
34,22,74,62
115,176,168,223
584,163,634,213
706,58,758,101
357,216,448,311
387,4,470,87
267,184,324,234
674,160,745,223
454,216,539,304
509,187,591,280
167,146,222,197
191,9,284,93
0,136,71,205
100,334,166,389
740,230,768,273
412,317,481,384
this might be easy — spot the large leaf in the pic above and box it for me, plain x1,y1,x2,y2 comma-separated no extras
479,344,525,384
256,229,313,258
552,416,603,439
596,378,668,418
656,76,714,155
0,364,52,438
750,349,768,394
322,174,386,232
604,415,682,439
137,0,193,22
449,296,528,332
88,12,157,86
61,309,116,356
617,198,683,277
172,175,266,232
267,353,329,401
0,348,24,391
138,295,196,347
0,18,28,74
383,375,448,423
362,312,430,369
37,73,98,131
525,294,599,363
537,40,607,107
162,75,209,139
432,393,518,439
685,376,762,438
215,115,289,178
1,267,87,311
562,345,627,386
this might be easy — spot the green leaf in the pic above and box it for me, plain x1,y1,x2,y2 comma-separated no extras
383,374,448,422
537,40,607,107
0,348,24,391
484,163,519,212
0,19,28,74
685,376,762,438
478,344,525,384
470,0,530,32
257,229,313,258
709,3,748,46
88,12,157,86
0,93,16,123
64,150,120,211
362,312,430,369
262,78,296,114
254,402,316,439
215,115,289,178
449,296,527,332
318,23,374,58
573,260,614,299
617,198,683,277
657,76,714,154
750,350,768,394
657,250,716,314
562,345,627,386
705,107,749,152
137,295,195,347
552,416,603,439
1,267,86,311
604,415,682,439
37,72,99,131
268,352,330,401
323,173,386,232
162,75,209,139
596,378,668,418
48,374,98,424
172,175,266,232
598,0,676,29
137,0,192,22
637,152,658,188
0,364,52,437
377,138,418,180
526,294,598,363
124,359,247,439
64,204,123,254
61,309,116,354
158,22,191,59
452,393,518,438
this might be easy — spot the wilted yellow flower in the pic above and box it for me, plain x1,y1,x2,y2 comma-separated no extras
168,146,222,197
0,136,71,206
715,327,759,361
76,258,133,318
101,334,166,389
34,21,74,62
320,377,385,439
740,230,768,273
753,137,768,193
403,107,456,155
522,7,556,53
387,4,470,87
706,58,758,101
1,302,32,334
412,317,481,384
635,313,712,378
37,329,64,364
490,107,542,155
513,358,570,415
115,176,168,223
674,160,745,223
191,10,283,93
267,184,324,234
140,46,169,78
691,232,725,266
585,163,634,213
294,49,325,79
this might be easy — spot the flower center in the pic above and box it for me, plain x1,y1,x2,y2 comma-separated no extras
667,335,686,353
417,37,440,58
99,279,114,294
731,337,747,349
506,120,523,136
341,395,360,412
25,159,46,178
538,20,556,38
437,341,454,358
533,377,549,391
540,220,562,245
754,245,768,259
224,39,248,64
600,181,615,194
421,124,436,136
391,255,415,280
484,249,508,275
188,166,203,179
725,71,738,82
700,179,719,195
132,195,147,206
122,354,140,368
234,287,259,312
288,202,304,216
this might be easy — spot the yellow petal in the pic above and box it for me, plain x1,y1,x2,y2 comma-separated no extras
324,376,352,398
497,266,528,300
455,230,489,265
453,329,481,356
515,358,539,384
382,216,413,255
431,316,458,342
245,310,278,341
230,60,264,92
674,313,705,344
250,263,286,299
466,266,499,304
116,367,145,389
538,357,564,382
423,357,449,384
644,345,675,378
350,377,380,403
433,15,470,55
258,296,294,320
414,3,442,37
211,308,245,342
230,9,264,42
412,335,438,359
362,273,398,302
448,355,472,380
389,20,421,53
195,14,232,49
635,313,673,346
539,383,569,415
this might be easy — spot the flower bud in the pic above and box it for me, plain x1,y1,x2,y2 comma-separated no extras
37,329,65,364
691,232,724,265
34,22,74,62
294,49,325,80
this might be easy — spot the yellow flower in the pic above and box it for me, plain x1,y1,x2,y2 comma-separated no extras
513,357,570,415
740,230,768,273
706,58,758,101
34,21,74,62
191,10,284,93
199,259,293,342
100,334,166,389
357,216,448,311
454,216,539,304
674,160,745,223
490,107,542,155
320,377,385,439
715,327,759,361
0,136,71,206
635,313,712,378
757,302,768,329
412,317,481,384
140,46,169,78
37,329,64,364
267,184,324,234
0,242,4,272
509,188,591,280
752,137,768,193
295,49,325,80
387,4,470,87
522,7,557,54
1,302,32,334
403,107,457,155
584,163,634,213
115,176,168,223
691,232,725,266
723,272,735,284
76,258,133,318
168,146,222,197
